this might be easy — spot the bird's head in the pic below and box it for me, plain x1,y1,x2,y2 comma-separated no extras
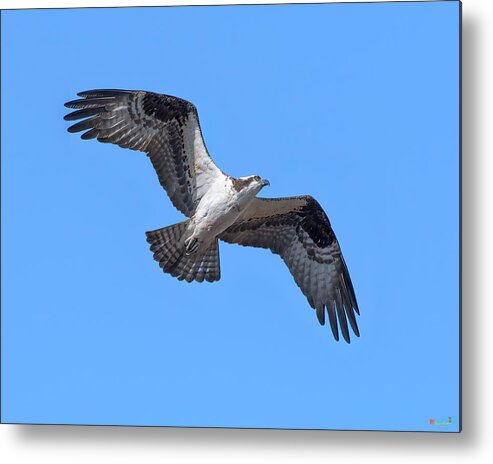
232,175,270,197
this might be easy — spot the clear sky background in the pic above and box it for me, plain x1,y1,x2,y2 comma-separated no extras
1,1,459,432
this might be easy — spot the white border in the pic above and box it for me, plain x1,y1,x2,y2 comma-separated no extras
2,1,492,463
1,0,425,9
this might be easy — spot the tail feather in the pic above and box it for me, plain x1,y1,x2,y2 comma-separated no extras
175,241,220,283
145,222,221,283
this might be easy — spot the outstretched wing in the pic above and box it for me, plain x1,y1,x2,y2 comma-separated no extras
64,89,226,217
219,196,360,343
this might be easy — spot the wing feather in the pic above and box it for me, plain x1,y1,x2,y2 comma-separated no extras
65,89,226,217
220,196,359,343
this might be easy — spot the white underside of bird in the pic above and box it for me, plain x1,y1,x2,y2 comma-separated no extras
183,175,268,255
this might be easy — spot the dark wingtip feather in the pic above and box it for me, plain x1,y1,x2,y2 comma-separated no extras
64,97,117,109
342,256,359,315
351,291,360,315
345,305,360,337
64,100,77,108
77,89,132,98
316,306,325,326
64,107,103,121
340,328,351,343
81,128,99,140
353,323,361,338
339,276,360,338
335,289,351,343
327,304,339,341
67,124,81,133
67,116,99,134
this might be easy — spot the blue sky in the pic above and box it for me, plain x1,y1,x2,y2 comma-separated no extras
1,2,460,431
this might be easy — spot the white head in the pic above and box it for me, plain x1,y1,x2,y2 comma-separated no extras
232,175,270,199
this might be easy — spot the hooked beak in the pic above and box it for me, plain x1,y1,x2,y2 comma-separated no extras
261,179,270,187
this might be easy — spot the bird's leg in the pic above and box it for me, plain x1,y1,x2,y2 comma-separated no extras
184,237,200,255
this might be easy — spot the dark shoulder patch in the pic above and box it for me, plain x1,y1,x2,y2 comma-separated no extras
296,197,335,248
141,92,196,123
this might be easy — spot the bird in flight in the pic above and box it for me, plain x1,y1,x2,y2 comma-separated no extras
64,89,360,342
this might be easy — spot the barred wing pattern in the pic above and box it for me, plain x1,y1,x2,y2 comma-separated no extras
64,89,225,217
220,196,360,342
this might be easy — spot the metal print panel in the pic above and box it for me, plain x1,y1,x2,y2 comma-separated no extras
0,1,461,432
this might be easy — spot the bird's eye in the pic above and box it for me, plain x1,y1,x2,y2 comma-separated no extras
254,176,261,182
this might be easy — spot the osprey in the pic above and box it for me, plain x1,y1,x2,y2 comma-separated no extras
64,89,360,343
